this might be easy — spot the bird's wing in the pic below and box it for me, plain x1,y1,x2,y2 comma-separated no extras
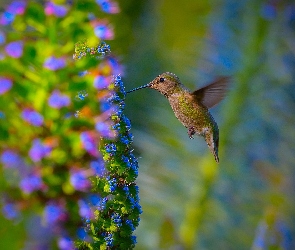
191,76,230,109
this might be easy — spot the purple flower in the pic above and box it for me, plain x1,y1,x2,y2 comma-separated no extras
29,139,51,162
95,120,116,139
44,56,66,71
2,202,20,220
0,150,22,168
48,90,70,108
70,170,91,191
58,237,75,250
0,77,13,95
7,1,26,15
96,0,120,14
88,194,101,206
94,75,111,89
78,200,94,219
45,2,68,17
0,12,15,25
90,160,106,176
5,41,23,58
0,31,6,45
80,132,98,156
22,109,44,126
92,20,114,40
20,174,43,194
77,228,88,240
43,202,67,225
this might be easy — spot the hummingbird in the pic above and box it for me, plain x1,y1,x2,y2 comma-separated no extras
126,72,230,163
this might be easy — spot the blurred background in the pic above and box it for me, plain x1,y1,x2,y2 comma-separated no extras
1,0,295,249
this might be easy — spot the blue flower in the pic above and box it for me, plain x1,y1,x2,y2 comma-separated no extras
48,90,70,108
45,2,68,17
0,77,13,95
5,41,23,58
90,160,106,176
80,131,99,156
77,227,88,240
92,20,114,40
44,56,66,71
94,75,111,89
0,31,6,45
2,203,20,220
78,200,94,219
44,202,66,225
96,0,120,14
29,139,51,162
125,219,135,231
6,1,26,15
0,12,15,25
22,109,44,126
70,170,91,191
103,233,113,247
20,174,44,194
105,143,117,155
58,237,75,250
111,213,122,227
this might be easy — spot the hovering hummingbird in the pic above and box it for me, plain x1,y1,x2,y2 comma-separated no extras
126,72,230,163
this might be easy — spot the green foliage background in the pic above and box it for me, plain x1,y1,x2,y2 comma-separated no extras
1,0,295,249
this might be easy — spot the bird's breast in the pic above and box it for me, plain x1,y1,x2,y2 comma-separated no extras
168,93,212,133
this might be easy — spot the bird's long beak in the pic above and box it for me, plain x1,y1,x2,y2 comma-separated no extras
126,82,152,94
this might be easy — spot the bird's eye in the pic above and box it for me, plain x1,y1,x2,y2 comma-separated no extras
159,77,165,82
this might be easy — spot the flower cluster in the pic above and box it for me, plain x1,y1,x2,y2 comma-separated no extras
0,0,141,249
76,76,142,249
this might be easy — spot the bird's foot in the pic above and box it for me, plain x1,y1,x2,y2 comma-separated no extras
188,127,196,139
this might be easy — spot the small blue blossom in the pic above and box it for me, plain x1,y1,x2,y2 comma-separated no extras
80,131,99,156
92,20,114,40
58,237,75,250
45,1,68,17
111,213,122,227
0,111,5,119
125,219,135,231
121,155,131,168
0,12,15,25
20,174,44,194
88,194,101,206
97,42,111,55
131,235,137,245
48,90,70,108
70,170,91,191
0,150,22,168
103,233,114,247
44,56,66,71
0,77,13,95
75,90,88,101
94,75,111,89
0,31,6,45
77,227,88,240
78,200,94,219
105,143,117,155
44,202,66,225
22,109,44,126
95,121,113,138
5,41,23,58
96,0,120,14
120,134,132,145
29,139,51,162
7,1,26,15
2,202,20,220
121,114,131,131
90,160,106,176
107,177,117,192
122,185,130,195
